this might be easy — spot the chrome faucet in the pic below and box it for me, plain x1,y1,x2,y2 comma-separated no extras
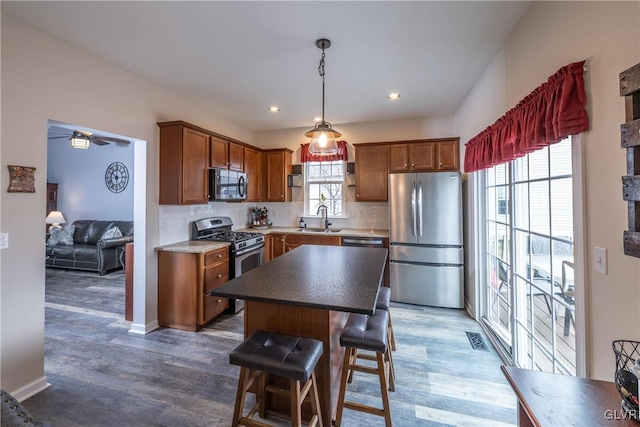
316,204,331,230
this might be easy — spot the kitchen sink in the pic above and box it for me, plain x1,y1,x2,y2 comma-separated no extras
296,228,342,233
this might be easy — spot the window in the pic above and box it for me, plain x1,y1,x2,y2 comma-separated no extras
305,161,345,217
484,137,576,375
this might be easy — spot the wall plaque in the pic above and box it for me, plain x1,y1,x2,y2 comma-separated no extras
7,165,36,193
620,62,640,257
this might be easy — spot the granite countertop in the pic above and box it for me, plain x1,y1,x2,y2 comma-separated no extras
155,240,230,253
210,245,388,314
238,226,389,238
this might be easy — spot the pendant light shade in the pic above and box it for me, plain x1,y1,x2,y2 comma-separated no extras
306,38,341,155
305,122,341,155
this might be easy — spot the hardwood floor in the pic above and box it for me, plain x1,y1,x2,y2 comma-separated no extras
23,268,517,426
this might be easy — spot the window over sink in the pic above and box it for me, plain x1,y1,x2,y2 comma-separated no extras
305,160,345,217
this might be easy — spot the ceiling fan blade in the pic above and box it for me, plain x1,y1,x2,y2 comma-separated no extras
49,136,72,140
92,135,131,145
90,139,110,146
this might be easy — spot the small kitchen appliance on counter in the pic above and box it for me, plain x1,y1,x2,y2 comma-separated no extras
191,216,264,313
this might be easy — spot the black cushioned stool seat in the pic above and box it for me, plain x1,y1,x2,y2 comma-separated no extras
375,287,396,351
335,310,395,427
229,330,323,427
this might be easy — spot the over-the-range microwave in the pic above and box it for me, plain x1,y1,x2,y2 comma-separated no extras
209,168,248,201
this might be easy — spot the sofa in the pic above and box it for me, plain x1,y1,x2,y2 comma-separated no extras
46,220,133,275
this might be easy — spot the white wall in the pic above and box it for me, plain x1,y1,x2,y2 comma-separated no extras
47,136,134,223
455,1,640,379
0,15,253,397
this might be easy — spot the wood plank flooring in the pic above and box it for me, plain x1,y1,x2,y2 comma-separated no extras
22,268,517,426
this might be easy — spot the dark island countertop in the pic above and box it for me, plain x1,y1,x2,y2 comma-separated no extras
210,245,388,314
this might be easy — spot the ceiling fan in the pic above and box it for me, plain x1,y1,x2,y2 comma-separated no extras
48,129,131,149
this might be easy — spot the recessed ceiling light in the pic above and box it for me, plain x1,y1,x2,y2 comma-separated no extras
268,106,280,113
387,93,400,101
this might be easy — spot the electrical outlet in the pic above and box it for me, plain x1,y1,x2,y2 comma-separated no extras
0,233,8,249
593,246,607,274
160,218,168,230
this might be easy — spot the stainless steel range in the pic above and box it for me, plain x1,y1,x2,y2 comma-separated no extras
191,216,264,313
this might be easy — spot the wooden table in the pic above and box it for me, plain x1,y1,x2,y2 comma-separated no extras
502,366,638,426
210,245,388,425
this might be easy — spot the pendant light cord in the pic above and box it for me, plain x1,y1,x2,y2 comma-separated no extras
318,44,326,122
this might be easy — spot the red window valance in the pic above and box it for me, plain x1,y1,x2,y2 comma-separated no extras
464,60,589,172
300,141,349,163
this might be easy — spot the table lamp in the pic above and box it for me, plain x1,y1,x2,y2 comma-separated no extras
46,210,66,233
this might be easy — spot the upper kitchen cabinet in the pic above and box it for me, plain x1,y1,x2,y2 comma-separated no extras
389,138,460,172
355,143,389,202
243,146,262,202
263,148,293,202
436,138,460,171
158,122,210,205
210,136,244,171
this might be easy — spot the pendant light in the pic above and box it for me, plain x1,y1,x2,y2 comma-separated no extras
305,38,341,155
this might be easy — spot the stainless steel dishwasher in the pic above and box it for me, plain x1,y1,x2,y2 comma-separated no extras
341,236,385,248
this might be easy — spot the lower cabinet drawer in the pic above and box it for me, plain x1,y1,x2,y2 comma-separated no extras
201,292,229,324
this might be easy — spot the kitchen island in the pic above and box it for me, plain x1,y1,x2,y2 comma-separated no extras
210,244,388,425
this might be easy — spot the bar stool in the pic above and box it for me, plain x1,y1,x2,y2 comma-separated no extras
229,330,324,427
376,287,397,351
334,310,394,427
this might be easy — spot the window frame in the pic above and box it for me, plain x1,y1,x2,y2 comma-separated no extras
304,160,346,218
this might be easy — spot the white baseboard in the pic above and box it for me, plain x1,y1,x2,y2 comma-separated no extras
9,376,50,402
128,319,159,335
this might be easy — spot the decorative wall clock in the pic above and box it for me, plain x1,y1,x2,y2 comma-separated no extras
105,162,129,193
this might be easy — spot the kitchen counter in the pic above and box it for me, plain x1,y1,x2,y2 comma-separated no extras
238,226,389,238
211,244,387,313
155,240,230,253
210,245,388,424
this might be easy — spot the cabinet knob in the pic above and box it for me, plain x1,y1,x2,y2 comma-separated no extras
217,254,222,258
411,163,415,167
217,273,222,278
439,162,443,166
217,299,222,303
404,163,408,167
356,194,360,197
280,238,284,242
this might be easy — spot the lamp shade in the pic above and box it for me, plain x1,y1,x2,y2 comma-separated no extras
46,210,66,225
305,122,341,155
70,135,90,149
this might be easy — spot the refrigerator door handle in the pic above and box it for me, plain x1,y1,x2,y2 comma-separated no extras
417,180,424,236
411,180,417,236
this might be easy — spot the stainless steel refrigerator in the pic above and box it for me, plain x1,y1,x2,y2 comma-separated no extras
389,172,464,308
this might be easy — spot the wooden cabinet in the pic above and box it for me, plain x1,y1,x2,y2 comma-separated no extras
210,136,244,172
159,123,210,205
263,149,293,202
243,146,262,202
266,233,287,262
46,183,58,232
285,234,341,253
157,246,229,332
389,138,460,172
436,138,460,171
355,144,389,202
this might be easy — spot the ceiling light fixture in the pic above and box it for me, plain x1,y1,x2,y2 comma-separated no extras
70,131,90,149
305,38,341,155
387,93,401,100
268,106,280,113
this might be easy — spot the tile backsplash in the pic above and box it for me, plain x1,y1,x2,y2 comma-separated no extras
159,201,389,245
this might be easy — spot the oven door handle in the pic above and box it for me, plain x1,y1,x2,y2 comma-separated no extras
235,244,265,256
